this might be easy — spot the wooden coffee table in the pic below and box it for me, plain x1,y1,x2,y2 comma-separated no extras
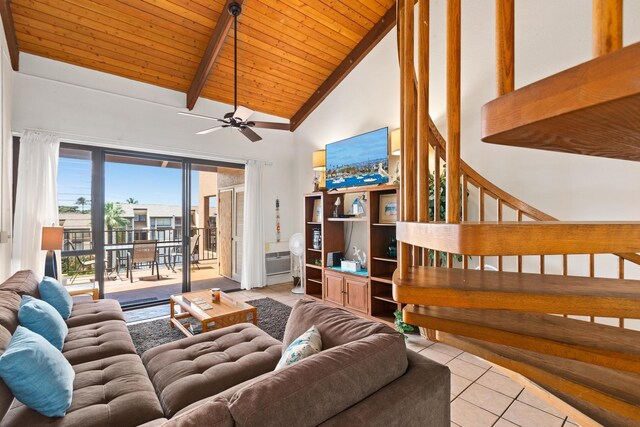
169,289,257,337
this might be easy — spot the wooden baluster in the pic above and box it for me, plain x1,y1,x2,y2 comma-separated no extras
497,199,503,271
516,210,522,272
446,0,461,228
589,254,595,322
563,254,568,318
540,255,545,274
434,145,441,266
496,0,515,96
618,256,625,328
479,188,485,270
417,0,430,268
592,0,623,57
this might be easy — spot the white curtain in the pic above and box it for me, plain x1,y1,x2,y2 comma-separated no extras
241,160,266,290
12,131,60,276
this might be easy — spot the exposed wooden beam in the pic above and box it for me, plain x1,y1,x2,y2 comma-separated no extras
289,5,396,131
187,0,244,110
0,0,19,71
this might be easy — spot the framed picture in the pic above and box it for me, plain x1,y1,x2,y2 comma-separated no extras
312,199,322,222
379,193,398,224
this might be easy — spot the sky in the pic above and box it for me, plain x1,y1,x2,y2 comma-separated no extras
326,127,388,170
58,157,205,208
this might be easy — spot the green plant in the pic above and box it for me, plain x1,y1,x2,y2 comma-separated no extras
394,310,415,340
428,166,464,266
125,198,138,204
75,196,87,213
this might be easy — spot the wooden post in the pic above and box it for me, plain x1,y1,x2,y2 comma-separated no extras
592,0,623,57
399,0,416,277
496,0,514,96
446,0,461,225
417,0,430,226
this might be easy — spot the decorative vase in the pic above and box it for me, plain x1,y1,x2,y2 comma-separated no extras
312,229,321,249
387,237,397,259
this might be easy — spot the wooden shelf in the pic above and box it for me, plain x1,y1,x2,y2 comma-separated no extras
373,295,399,305
396,221,640,256
306,221,322,225
403,305,640,375
327,217,367,222
372,223,396,227
372,256,397,263
440,333,640,426
306,248,321,252
481,42,640,162
392,266,640,318
371,275,393,284
305,263,323,270
371,314,395,324
305,293,323,301
307,278,322,285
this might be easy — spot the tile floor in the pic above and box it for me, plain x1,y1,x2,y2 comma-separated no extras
127,282,580,427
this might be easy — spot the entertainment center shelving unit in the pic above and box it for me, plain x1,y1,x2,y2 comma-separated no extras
303,185,401,324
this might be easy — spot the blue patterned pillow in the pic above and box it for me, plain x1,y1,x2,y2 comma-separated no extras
38,277,73,320
275,325,322,370
0,326,74,417
18,295,68,350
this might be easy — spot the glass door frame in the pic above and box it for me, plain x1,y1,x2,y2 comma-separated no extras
56,142,243,308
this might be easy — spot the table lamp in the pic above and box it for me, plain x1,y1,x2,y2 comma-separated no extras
391,128,401,156
42,226,63,279
312,149,326,189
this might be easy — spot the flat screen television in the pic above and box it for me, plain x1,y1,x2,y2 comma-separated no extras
325,127,389,189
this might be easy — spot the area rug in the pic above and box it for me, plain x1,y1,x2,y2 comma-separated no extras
127,297,292,355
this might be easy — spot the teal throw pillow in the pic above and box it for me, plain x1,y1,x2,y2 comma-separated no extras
38,277,73,320
275,325,322,370
19,295,68,350
0,326,74,417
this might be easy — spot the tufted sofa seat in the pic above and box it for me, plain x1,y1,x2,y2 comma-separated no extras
142,323,282,417
63,319,137,365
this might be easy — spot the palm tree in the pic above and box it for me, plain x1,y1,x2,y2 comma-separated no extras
125,198,138,204
105,203,129,267
76,196,87,213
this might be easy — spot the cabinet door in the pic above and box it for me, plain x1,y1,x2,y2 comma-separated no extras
324,272,344,306
345,277,368,314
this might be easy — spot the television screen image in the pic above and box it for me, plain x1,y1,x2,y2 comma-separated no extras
325,127,389,189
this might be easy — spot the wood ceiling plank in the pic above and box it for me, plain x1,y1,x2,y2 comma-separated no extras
356,0,389,16
13,14,197,76
238,10,343,67
187,0,241,110
20,42,187,91
54,0,208,49
17,32,192,88
0,0,20,70
249,0,355,52
290,4,396,130
12,3,201,67
344,0,386,23
201,87,295,118
278,0,368,43
136,0,217,28
315,0,377,29
113,0,215,36
18,0,205,55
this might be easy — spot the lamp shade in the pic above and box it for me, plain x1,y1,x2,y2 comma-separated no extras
312,149,326,171
391,128,401,156
41,227,63,251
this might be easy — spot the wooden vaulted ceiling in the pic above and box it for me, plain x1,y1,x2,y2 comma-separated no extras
6,0,397,130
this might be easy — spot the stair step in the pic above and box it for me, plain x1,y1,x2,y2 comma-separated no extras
392,267,640,318
403,305,640,374
481,41,640,162
439,333,640,426
396,221,640,255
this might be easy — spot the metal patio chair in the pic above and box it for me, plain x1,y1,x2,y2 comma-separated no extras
127,240,160,282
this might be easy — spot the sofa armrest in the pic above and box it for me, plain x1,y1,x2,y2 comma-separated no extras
137,418,168,427
319,350,451,427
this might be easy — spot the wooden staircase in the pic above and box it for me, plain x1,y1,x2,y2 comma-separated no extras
393,1,640,425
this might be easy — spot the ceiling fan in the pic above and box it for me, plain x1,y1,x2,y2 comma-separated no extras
178,2,290,142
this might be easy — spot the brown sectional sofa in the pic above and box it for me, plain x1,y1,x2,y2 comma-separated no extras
0,271,451,426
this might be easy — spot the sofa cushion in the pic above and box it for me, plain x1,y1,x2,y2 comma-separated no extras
275,324,321,370
142,323,281,418
1,354,164,427
38,277,74,319
228,331,408,427
0,270,40,298
283,299,397,350
65,299,124,328
0,325,14,420
19,295,68,350
155,397,233,427
0,291,21,333
0,326,74,417
63,320,137,365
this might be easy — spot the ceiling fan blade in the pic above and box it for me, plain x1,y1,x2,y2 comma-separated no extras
233,105,254,122
249,121,291,131
178,111,226,122
239,126,262,142
196,125,227,135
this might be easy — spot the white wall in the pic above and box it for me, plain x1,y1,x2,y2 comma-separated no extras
12,54,297,280
294,0,640,229
0,21,13,281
